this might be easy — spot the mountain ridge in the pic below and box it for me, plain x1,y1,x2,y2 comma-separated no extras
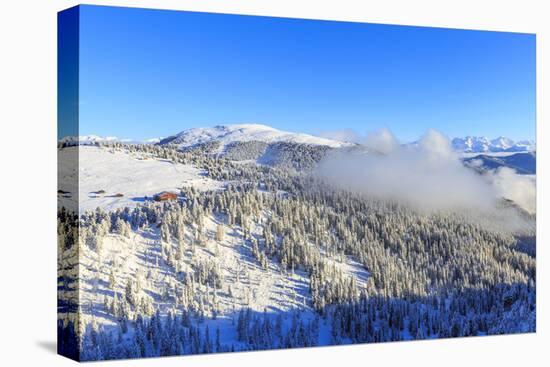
451,136,535,153
60,125,536,154
158,124,353,150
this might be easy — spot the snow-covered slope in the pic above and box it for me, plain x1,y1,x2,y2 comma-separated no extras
159,124,351,151
58,146,223,212
68,209,369,343
451,136,535,153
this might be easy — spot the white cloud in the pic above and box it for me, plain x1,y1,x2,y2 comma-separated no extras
318,128,399,154
364,128,399,154
317,129,362,143
488,167,536,214
315,129,536,220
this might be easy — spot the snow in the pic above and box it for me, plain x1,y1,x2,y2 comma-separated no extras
451,136,535,153
325,256,371,288
160,124,353,151
58,146,223,213
57,145,371,337
57,126,536,355
66,210,370,342
490,136,514,151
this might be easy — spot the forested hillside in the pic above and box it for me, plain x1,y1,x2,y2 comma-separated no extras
58,141,535,361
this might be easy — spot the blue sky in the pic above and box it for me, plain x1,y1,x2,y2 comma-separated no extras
76,5,536,142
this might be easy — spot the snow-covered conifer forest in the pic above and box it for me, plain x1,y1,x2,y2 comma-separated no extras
57,125,536,361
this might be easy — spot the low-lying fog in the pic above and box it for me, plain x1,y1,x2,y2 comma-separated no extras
315,129,535,233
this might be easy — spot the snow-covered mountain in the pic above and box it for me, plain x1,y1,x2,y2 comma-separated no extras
158,124,352,151
451,136,535,153
58,129,536,361
70,128,534,155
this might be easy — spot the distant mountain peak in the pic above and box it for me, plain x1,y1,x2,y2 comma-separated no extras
451,136,535,153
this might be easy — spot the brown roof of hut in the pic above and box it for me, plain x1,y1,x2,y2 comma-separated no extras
154,191,178,202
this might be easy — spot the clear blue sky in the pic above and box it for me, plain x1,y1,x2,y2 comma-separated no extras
76,5,536,142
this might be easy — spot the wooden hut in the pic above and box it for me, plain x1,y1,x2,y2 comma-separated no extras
154,191,178,202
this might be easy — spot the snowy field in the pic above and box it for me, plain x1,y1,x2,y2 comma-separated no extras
58,146,223,213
